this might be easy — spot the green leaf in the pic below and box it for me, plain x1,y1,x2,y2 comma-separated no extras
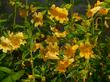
0,19,7,23
64,4,72,10
1,76,13,82
75,24,86,33
11,70,25,80
0,53,6,61
0,67,13,74
105,0,110,3
63,0,70,3
1,70,24,82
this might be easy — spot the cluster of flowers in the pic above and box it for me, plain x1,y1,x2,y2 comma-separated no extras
32,34,94,73
8,0,109,74
18,0,109,73
0,32,26,53
19,4,69,27
87,0,109,17
30,4,69,27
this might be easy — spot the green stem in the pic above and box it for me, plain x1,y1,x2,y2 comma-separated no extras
70,0,74,16
30,49,35,82
86,0,91,10
13,1,17,29
25,0,28,24
28,28,35,82
25,0,35,81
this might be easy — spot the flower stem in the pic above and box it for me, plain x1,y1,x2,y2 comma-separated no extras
13,1,17,29
30,50,35,82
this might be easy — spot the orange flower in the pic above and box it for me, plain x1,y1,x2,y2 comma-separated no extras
79,42,94,59
99,8,108,15
48,4,68,23
56,58,74,73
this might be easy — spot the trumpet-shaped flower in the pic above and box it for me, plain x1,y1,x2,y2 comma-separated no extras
64,44,79,58
31,12,43,27
44,43,59,60
30,4,37,13
79,42,94,59
32,43,42,52
48,4,68,23
51,27,67,38
87,6,102,17
45,35,58,44
72,13,82,21
94,0,103,7
56,58,74,73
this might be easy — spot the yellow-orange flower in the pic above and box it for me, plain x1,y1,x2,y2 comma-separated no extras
28,74,34,80
48,4,68,23
40,41,59,61
31,12,43,27
79,42,94,59
99,8,108,15
0,36,11,53
51,27,67,38
9,0,16,6
8,32,26,50
94,0,103,7
64,44,79,58
30,4,37,13
87,6,102,17
56,58,74,73
32,43,42,52
73,13,82,21
44,43,59,60
45,35,58,44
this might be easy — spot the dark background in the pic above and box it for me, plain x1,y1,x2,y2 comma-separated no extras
0,0,98,15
